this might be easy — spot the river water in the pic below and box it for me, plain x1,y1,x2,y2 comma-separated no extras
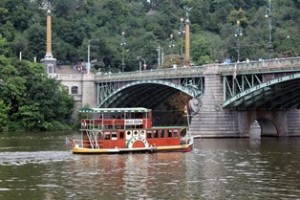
0,131,300,200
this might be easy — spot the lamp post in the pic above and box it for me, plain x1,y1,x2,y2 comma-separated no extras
265,0,273,58
156,44,162,68
178,17,185,64
150,40,163,68
137,56,146,71
120,31,126,72
87,39,99,74
169,34,175,63
235,20,242,62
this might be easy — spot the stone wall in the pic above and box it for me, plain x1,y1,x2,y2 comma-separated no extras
287,110,300,136
189,65,241,138
81,74,97,107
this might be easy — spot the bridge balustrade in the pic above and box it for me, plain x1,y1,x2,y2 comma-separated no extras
50,57,300,81
95,66,206,82
219,57,300,75
48,73,90,80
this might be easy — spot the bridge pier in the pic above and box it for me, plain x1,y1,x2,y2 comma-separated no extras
287,110,300,136
189,66,241,138
188,65,300,138
237,111,288,137
81,74,97,107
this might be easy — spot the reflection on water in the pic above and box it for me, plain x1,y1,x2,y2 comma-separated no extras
0,132,300,199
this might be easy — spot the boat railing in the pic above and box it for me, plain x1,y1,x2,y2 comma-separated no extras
81,118,152,130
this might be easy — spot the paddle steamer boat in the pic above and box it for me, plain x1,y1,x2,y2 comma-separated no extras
72,107,193,154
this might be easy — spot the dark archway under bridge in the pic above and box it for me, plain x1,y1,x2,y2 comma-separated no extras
98,80,203,109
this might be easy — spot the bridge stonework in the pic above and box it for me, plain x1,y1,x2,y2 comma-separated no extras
189,66,240,138
189,64,300,138
81,74,97,107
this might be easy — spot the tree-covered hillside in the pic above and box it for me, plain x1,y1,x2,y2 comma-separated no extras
0,0,299,71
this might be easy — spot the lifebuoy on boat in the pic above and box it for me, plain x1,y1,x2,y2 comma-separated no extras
127,136,149,149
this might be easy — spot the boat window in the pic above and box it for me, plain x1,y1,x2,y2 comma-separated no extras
174,130,179,137
140,130,145,137
161,130,165,138
119,131,124,139
147,131,152,138
104,132,110,140
168,131,172,138
126,131,132,138
111,132,117,140
154,131,159,138
133,130,138,136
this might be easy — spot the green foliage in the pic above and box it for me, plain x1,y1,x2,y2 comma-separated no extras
18,103,42,130
0,100,9,131
0,0,299,66
25,23,45,61
191,32,222,64
0,34,9,56
0,56,74,132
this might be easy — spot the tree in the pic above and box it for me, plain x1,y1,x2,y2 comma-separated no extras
0,34,9,56
0,100,9,131
25,23,45,61
11,33,28,59
191,32,222,65
0,56,74,131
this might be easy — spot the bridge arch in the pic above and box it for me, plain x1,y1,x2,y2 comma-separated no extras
98,80,200,108
223,73,300,110
251,118,278,137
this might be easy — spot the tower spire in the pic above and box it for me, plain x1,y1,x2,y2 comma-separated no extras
184,6,192,67
46,9,53,58
41,8,57,74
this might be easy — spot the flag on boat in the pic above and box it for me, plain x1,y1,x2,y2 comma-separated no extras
65,137,71,148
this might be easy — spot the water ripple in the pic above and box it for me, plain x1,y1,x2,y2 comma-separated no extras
0,151,73,166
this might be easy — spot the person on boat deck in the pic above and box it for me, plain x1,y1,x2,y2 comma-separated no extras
98,115,102,123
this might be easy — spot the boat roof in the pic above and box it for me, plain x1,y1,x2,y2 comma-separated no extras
79,107,152,113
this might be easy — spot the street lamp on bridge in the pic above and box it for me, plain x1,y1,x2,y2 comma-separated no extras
137,56,146,71
120,31,126,72
265,0,273,58
235,20,243,62
87,39,99,74
169,34,175,62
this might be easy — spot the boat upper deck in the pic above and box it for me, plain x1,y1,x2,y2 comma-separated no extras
80,107,153,129
79,107,151,114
